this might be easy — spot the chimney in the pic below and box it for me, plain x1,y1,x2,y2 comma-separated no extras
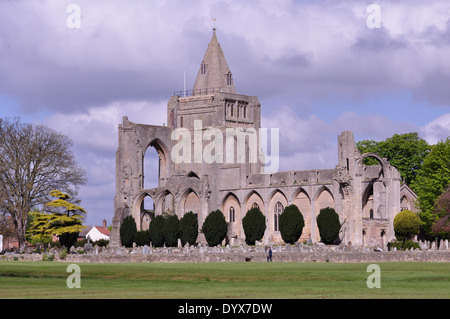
102,219,107,228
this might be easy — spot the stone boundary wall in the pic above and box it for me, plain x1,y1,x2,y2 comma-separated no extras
3,250,450,263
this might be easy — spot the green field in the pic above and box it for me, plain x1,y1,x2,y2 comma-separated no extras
0,261,448,299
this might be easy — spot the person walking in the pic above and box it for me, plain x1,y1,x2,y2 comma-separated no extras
266,247,272,262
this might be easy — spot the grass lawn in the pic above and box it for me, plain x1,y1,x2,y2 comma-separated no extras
0,261,449,299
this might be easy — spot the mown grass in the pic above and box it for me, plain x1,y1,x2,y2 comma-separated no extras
0,261,448,299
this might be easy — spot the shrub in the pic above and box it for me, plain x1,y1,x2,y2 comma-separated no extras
164,215,180,247
242,207,266,245
120,216,137,248
149,215,165,247
389,240,420,251
316,207,341,244
180,212,199,246
201,210,227,246
279,204,304,244
394,210,421,247
134,230,150,246
59,247,68,260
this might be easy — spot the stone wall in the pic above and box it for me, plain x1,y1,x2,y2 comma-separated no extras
3,241,450,263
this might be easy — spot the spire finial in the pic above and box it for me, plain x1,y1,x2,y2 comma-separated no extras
211,17,216,31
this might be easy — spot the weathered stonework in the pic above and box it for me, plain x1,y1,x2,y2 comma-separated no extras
110,30,417,249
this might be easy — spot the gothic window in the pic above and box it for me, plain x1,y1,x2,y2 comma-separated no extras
227,72,232,86
201,62,207,75
237,105,240,117
230,105,234,117
243,105,247,119
180,116,183,128
252,202,259,210
274,201,283,231
229,206,235,223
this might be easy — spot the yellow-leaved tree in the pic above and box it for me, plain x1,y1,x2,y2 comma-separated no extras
27,190,86,248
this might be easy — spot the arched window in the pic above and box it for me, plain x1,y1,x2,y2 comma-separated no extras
230,105,234,117
274,201,283,231
201,62,207,75
243,105,247,119
227,72,232,86
229,206,235,223
251,202,259,210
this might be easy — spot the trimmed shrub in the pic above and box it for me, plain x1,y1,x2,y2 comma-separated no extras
180,212,199,246
201,210,228,247
242,207,266,245
134,230,150,246
279,204,304,244
163,214,180,247
120,216,137,248
394,209,421,247
149,215,165,247
316,207,341,244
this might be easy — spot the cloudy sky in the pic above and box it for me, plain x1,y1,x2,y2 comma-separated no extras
1,0,449,226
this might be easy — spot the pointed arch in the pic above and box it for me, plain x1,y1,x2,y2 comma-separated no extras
244,190,265,216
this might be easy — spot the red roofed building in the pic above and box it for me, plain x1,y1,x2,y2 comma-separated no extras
86,219,110,242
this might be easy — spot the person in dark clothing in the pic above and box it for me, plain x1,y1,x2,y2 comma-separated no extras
267,247,272,262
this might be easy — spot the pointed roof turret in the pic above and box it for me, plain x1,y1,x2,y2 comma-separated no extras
193,29,236,94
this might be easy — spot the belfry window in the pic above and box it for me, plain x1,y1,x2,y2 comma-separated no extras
201,62,207,75
227,72,232,86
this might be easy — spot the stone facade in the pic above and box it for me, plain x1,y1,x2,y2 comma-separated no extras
110,30,417,249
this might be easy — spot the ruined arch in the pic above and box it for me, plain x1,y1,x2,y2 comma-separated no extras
179,188,202,219
293,188,311,242
314,186,335,242
222,192,241,239
268,189,288,234
134,191,155,231
144,138,170,188
244,190,265,216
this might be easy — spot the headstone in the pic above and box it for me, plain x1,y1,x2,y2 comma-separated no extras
143,245,149,255
70,246,76,254
431,241,436,250
94,245,99,255
0,235,3,252
177,238,182,248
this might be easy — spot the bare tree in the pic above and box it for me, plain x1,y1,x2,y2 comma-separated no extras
0,117,87,251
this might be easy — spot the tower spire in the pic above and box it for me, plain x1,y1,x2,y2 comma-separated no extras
193,28,236,94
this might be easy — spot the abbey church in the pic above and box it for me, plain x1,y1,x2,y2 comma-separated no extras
110,29,417,248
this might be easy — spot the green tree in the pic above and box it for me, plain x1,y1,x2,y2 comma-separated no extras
411,138,450,239
201,210,227,247
394,210,421,248
242,207,266,245
120,215,137,247
431,186,450,240
149,215,165,247
179,212,199,246
134,230,150,246
163,214,180,247
356,132,431,185
279,204,304,244
316,207,341,244
0,118,87,251
27,190,86,248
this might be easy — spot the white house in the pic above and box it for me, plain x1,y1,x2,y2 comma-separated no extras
86,220,110,242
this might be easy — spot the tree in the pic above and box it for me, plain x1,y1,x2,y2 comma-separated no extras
394,210,421,248
242,207,266,245
120,216,137,247
179,212,199,246
27,190,86,248
411,138,450,239
0,118,87,251
279,204,304,244
149,215,165,247
201,210,227,247
356,132,431,185
134,230,150,246
431,186,450,240
316,207,341,244
163,214,180,247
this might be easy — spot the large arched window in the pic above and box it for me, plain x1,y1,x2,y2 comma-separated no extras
274,201,283,231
